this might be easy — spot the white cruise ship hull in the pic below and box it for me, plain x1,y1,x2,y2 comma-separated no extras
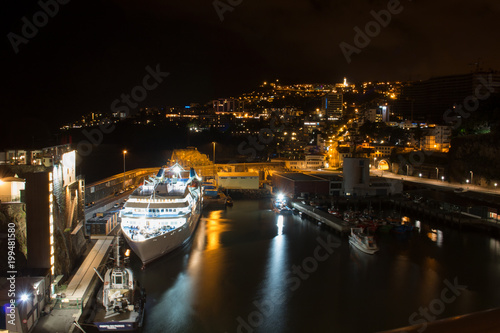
122,210,201,265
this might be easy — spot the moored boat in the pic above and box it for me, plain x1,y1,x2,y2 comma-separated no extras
120,163,202,266
348,227,379,254
93,237,146,331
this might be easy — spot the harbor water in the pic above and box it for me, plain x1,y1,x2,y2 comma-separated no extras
125,200,500,333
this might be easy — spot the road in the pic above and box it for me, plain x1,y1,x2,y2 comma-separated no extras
370,169,500,196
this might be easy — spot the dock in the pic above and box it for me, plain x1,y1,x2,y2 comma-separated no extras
64,236,114,303
291,201,350,235
33,236,114,333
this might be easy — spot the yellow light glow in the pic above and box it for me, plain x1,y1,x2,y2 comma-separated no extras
123,150,127,154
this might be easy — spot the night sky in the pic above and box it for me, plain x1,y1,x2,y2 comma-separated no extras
2,0,499,127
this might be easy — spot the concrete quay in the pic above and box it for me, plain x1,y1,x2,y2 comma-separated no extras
291,201,350,235
33,236,115,333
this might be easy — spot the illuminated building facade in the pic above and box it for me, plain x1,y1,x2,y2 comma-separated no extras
322,93,343,120
24,145,87,278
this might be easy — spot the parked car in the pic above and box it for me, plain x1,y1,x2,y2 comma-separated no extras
454,188,464,193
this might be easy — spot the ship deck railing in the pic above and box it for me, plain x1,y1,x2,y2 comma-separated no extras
123,224,183,241
121,212,184,218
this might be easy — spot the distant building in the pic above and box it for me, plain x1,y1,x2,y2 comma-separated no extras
310,173,343,196
217,172,260,189
322,93,343,120
272,172,330,197
213,98,242,113
365,106,390,123
420,125,452,152
343,157,402,196
271,155,326,171
393,71,500,123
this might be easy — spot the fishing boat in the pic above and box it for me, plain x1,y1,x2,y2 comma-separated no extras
93,238,146,331
348,227,379,254
120,163,202,266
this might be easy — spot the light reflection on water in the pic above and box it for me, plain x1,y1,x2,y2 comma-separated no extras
428,229,444,247
133,200,500,333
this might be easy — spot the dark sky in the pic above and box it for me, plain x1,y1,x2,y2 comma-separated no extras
2,0,499,126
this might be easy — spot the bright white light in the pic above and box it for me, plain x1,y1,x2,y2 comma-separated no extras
419,173,422,177
277,215,284,236
277,194,284,201
466,179,469,183
172,166,181,174
21,294,29,302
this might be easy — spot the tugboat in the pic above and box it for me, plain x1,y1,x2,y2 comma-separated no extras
348,227,379,255
93,236,146,331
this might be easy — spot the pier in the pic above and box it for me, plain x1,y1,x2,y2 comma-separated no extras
291,201,350,235
33,236,115,333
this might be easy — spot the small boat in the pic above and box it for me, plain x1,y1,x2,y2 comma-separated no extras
348,228,379,254
278,206,293,215
94,237,146,331
328,207,342,218
225,196,233,207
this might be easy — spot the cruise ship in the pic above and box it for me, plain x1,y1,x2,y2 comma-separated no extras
120,163,202,266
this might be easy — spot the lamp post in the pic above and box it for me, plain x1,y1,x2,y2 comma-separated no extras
212,142,216,178
470,171,473,187
123,150,127,189
435,167,439,180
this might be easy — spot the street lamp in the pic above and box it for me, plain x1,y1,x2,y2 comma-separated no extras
470,171,473,187
212,142,216,164
212,142,216,178
441,176,445,182
435,167,439,180
419,173,422,178
123,150,127,189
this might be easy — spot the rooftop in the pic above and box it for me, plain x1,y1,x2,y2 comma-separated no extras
274,172,328,182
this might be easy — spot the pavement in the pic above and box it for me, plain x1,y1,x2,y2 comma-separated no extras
33,309,82,333
33,236,115,333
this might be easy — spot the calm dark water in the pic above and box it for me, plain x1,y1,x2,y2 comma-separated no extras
127,200,500,333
